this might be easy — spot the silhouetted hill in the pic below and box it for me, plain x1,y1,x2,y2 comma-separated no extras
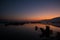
51,17,60,23
39,17,60,27
39,17,60,23
0,17,60,26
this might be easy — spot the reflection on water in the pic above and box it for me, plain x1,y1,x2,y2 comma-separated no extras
23,23,60,32
0,23,60,40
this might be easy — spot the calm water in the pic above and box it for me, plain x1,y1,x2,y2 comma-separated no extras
0,23,60,40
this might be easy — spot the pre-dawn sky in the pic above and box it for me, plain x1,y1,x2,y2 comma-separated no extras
1,0,60,21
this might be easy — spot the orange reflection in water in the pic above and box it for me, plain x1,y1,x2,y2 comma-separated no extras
23,23,60,32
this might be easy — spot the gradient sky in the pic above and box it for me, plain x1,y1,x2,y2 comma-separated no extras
1,0,60,21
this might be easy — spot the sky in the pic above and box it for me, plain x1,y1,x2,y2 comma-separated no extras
1,0,60,21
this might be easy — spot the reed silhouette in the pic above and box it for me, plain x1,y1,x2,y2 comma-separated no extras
40,26,53,38
35,26,38,31
35,25,60,40
55,32,60,40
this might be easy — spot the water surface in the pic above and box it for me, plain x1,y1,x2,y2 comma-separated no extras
0,23,60,40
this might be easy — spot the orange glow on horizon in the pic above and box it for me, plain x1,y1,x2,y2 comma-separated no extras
5,12,60,21
15,15,59,21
